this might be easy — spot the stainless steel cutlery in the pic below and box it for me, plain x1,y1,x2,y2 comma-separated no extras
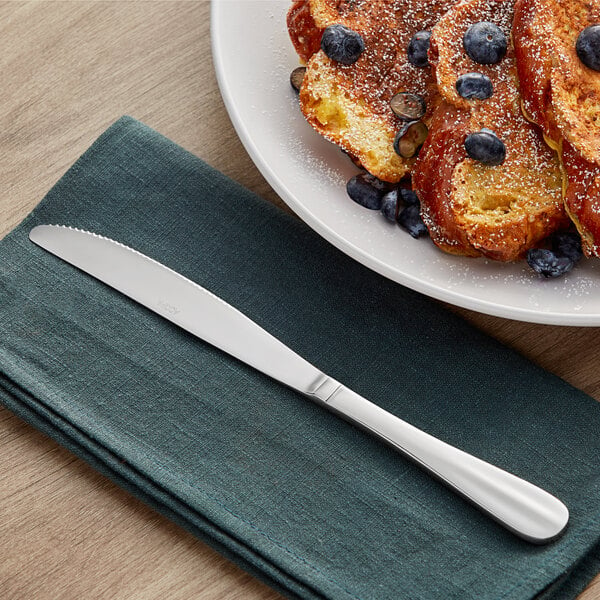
29,224,569,543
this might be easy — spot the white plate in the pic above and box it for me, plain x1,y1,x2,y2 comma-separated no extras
211,0,600,326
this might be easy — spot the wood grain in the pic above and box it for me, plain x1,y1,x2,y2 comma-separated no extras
0,1,597,598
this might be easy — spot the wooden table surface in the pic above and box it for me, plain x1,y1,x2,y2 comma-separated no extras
0,2,598,598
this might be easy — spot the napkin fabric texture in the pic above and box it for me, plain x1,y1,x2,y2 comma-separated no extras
1,116,600,600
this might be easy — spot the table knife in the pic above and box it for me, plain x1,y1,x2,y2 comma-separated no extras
29,224,569,543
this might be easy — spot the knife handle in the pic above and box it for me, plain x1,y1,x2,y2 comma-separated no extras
308,381,568,543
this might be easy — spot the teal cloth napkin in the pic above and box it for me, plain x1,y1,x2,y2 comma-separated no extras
1,116,600,600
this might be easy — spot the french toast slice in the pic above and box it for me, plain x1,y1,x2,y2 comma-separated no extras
412,0,566,261
561,142,600,256
289,0,456,183
513,0,600,256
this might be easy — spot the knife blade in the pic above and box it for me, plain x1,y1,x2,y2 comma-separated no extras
29,224,569,543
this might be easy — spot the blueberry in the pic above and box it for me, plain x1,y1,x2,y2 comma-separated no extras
463,22,507,65
527,248,574,278
551,231,584,263
362,173,389,192
390,92,426,121
464,129,506,165
407,31,432,68
456,72,494,100
381,189,399,221
290,66,306,92
394,121,429,158
346,173,387,209
576,25,600,71
321,24,365,65
398,203,428,238
399,188,419,206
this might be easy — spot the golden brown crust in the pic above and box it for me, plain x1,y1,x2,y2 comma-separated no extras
563,141,600,256
413,103,481,257
514,0,600,163
512,0,561,146
293,0,455,183
514,0,600,257
431,0,513,110
287,0,323,63
413,0,566,261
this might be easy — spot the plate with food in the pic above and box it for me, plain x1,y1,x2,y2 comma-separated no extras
211,0,600,325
